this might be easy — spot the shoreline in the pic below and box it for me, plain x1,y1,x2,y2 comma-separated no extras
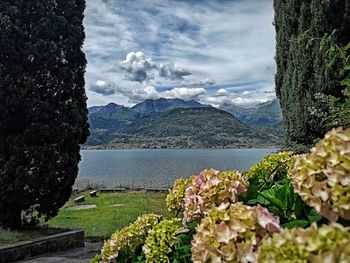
81,145,283,151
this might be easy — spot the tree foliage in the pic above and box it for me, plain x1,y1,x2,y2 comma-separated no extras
0,0,89,228
274,0,350,150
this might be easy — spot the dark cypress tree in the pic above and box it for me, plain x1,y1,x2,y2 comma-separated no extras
0,0,89,228
274,0,350,150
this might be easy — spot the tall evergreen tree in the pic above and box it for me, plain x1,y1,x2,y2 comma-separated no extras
0,0,89,228
274,0,350,149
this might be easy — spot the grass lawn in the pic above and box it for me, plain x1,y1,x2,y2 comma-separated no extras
0,228,25,245
49,191,173,241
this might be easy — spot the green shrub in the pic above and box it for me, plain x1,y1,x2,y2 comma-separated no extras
93,214,161,263
258,223,350,263
0,0,89,228
183,169,249,223
166,176,195,215
243,151,323,227
290,127,350,222
191,203,280,263
143,218,185,263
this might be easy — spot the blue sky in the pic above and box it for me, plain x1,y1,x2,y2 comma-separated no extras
84,0,276,107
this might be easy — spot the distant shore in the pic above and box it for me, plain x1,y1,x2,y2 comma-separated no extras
81,144,282,150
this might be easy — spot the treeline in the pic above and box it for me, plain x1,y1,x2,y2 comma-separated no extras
274,0,350,151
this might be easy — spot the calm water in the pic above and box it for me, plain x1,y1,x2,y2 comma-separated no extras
78,149,277,184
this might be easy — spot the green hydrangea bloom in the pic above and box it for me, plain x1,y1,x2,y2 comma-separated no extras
246,151,294,181
183,169,249,222
143,218,185,263
95,214,161,263
257,223,350,263
166,176,195,214
290,128,350,221
191,202,281,263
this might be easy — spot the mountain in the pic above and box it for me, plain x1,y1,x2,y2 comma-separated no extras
220,98,283,126
87,104,139,145
103,107,282,149
88,102,122,114
131,98,205,116
220,103,255,121
84,99,283,149
246,99,283,125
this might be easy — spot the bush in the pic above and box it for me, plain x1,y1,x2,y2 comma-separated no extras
191,203,280,263
93,214,161,263
183,169,249,223
258,223,350,262
242,152,322,227
290,127,350,221
166,176,195,215
143,218,185,263
0,0,89,228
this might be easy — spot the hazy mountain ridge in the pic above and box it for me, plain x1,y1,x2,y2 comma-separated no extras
85,98,284,148
131,98,206,116
219,98,283,126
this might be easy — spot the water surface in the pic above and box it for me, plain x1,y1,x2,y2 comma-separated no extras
78,149,277,185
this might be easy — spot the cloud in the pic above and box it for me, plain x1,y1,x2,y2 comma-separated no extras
120,51,156,83
83,0,276,107
162,87,205,100
199,88,274,108
93,79,207,103
159,63,192,80
183,78,215,86
89,80,117,96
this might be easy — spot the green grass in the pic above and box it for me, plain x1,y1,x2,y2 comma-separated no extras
49,191,172,241
0,228,25,245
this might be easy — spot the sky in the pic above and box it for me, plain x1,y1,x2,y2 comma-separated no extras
84,0,277,108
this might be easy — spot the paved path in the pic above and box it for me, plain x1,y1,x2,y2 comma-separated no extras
20,242,102,263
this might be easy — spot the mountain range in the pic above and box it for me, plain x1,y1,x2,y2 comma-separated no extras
84,98,284,149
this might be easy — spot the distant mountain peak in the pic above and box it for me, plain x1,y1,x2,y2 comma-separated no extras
131,97,205,115
256,98,278,109
219,98,282,126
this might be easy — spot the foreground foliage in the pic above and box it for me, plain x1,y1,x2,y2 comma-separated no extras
191,203,280,263
92,214,161,263
0,0,89,228
291,128,350,222
274,0,350,148
258,223,350,263
93,128,350,262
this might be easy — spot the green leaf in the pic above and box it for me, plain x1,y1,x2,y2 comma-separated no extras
282,220,310,229
257,194,270,206
247,199,258,205
259,189,284,210
294,195,305,219
306,209,323,223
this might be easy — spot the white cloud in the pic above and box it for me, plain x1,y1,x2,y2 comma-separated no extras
216,88,229,95
159,63,192,80
83,0,276,107
162,87,206,100
200,90,275,108
89,80,117,96
183,78,215,86
120,51,156,83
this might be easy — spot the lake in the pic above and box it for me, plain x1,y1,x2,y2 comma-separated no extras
77,149,277,188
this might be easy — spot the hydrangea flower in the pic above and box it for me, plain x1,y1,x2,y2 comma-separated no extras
143,218,186,263
290,128,350,221
191,202,281,263
96,214,161,262
183,169,249,223
166,176,195,214
257,223,350,263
